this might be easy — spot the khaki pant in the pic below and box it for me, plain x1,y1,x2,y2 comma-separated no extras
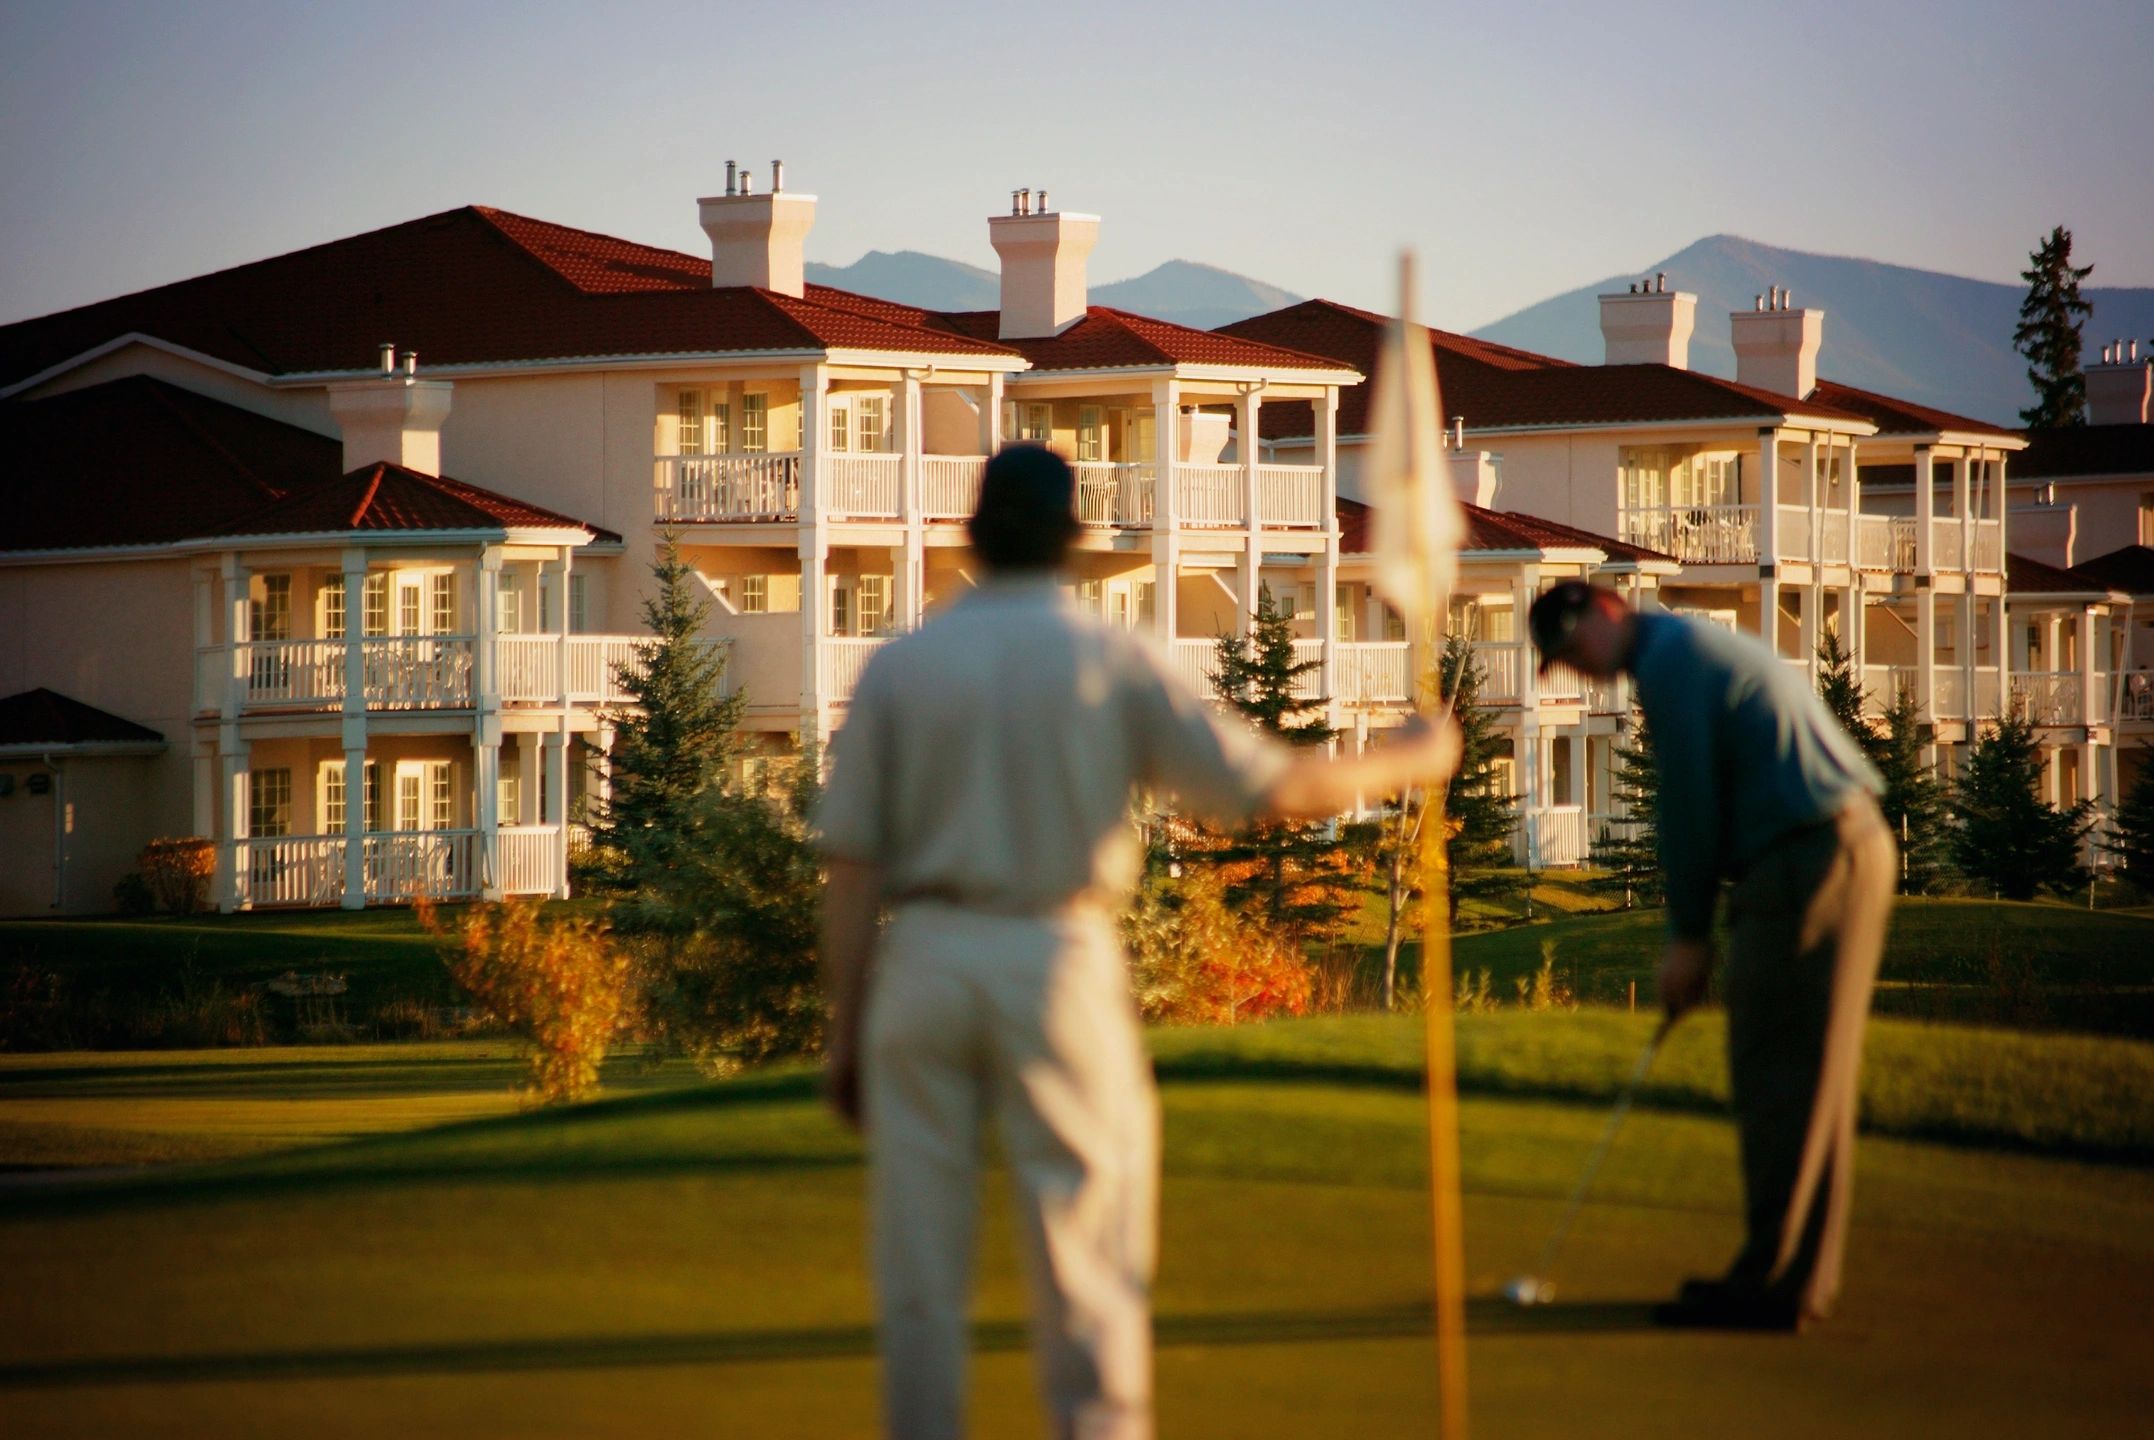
863,902,1157,1440
1722,795,1897,1318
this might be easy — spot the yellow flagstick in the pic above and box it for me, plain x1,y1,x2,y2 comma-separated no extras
1419,616,1469,1440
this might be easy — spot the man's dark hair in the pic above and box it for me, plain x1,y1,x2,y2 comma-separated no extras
969,444,1080,571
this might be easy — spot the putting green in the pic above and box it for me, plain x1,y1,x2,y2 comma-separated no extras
3,1049,2151,1438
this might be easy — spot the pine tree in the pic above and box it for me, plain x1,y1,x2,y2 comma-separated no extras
1873,683,1951,893
2101,752,2154,895
1947,707,2095,901
2014,226,2095,430
1436,631,1520,922
1587,710,1662,908
1203,586,1350,942
583,532,745,892
1815,629,1883,765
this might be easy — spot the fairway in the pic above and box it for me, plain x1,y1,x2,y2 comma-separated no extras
4,1024,2151,1438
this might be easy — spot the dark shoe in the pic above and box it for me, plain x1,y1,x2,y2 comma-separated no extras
1651,1288,1804,1332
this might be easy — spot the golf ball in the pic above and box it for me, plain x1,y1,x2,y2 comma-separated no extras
1504,1276,1553,1306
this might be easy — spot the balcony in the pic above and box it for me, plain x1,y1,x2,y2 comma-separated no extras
821,636,890,705
922,455,986,520
825,454,901,520
2119,670,2154,722
1619,505,1759,564
1076,462,1157,526
199,635,651,714
1930,666,2003,723
1521,805,1587,867
1858,515,1918,572
231,826,565,908
1256,465,1327,527
654,453,802,523
1335,642,1412,703
2012,671,2084,727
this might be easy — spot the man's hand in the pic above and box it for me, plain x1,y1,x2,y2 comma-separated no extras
1658,937,1714,1019
824,1046,863,1132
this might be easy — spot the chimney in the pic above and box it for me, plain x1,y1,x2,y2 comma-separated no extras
697,160,817,297
1598,279,1698,368
988,190,1100,339
2085,341,2153,425
327,350,453,474
1730,289,1824,399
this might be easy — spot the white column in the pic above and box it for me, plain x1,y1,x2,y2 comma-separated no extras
1916,586,1937,724
219,742,248,913
1151,377,1182,644
222,553,249,720
543,731,570,898
1841,436,1858,573
1959,590,1977,722
1804,431,1821,562
1759,576,1782,655
1239,387,1262,530
2079,607,2100,729
1319,535,1341,734
801,365,831,741
984,373,1005,453
901,372,925,632
342,742,367,908
1798,586,1818,674
475,735,501,900
1756,428,1781,565
1913,446,1935,577
1953,453,1972,574
340,547,369,908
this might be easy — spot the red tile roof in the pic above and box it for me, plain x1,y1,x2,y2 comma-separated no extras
2013,423,2154,480
1224,298,1870,438
2071,543,2154,595
0,207,1017,387
2005,551,2108,596
1335,496,1673,563
935,306,1355,374
1807,381,2018,439
218,462,600,538
2,376,340,549
0,688,162,747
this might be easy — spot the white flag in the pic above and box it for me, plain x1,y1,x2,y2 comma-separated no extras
1364,252,1463,634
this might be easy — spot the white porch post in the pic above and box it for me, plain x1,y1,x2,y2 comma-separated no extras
1757,427,1781,566
339,547,369,908
1952,454,1972,575
900,372,925,631
2078,606,2100,730
550,726,571,898
1151,377,1182,642
983,374,1005,454
1239,386,1262,532
1914,446,1935,577
475,546,503,899
1319,532,1341,735
220,742,249,913
1916,586,1937,726
801,364,830,742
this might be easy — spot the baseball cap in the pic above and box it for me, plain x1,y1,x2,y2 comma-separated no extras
1528,579,1598,675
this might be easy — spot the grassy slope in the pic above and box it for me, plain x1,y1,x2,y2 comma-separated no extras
1,1032,2149,1439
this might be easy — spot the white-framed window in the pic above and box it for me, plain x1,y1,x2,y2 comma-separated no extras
828,399,851,453
1135,578,1156,628
830,578,852,637
321,762,346,833
741,393,767,452
1107,586,1129,629
1077,406,1103,462
499,769,520,824
248,768,291,838
430,762,454,830
858,575,890,634
1336,584,1357,641
741,574,768,614
1381,603,1407,643
678,390,706,455
1077,578,1104,617
569,574,588,634
398,579,422,636
498,575,522,634
362,760,380,831
855,395,887,453
1122,408,1157,464
251,574,292,641
362,573,390,637
321,575,346,639
430,574,456,635
1020,403,1052,443
396,770,422,832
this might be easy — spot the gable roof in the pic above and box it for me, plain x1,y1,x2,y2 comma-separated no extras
1807,380,2020,440
0,206,1018,389
0,688,163,749
2005,551,2111,597
217,461,599,539
2072,543,2154,595
1225,298,1870,439
934,306,1355,376
2013,423,2154,481
1336,495,1675,564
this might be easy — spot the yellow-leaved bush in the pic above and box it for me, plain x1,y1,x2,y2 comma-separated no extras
1123,866,1311,1026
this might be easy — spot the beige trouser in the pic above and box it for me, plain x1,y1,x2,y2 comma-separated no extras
863,901,1158,1440
1722,794,1897,1318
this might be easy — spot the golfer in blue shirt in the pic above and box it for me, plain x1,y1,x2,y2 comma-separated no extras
1530,580,1896,1331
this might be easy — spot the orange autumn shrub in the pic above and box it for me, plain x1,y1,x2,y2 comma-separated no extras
1124,866,1311,1026
139,837,215,915
419,899,632,1106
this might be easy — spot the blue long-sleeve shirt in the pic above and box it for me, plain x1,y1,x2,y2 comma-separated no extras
1626,613,1883,940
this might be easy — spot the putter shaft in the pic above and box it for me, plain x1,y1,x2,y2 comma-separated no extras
1526,1016,1675,1283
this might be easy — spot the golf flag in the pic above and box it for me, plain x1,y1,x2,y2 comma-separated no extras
1363,253,1464,635
1367,250,1472,1440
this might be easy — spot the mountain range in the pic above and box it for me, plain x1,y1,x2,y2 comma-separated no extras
807,237,2154,426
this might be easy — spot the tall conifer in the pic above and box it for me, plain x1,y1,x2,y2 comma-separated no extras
2014,226,2095,429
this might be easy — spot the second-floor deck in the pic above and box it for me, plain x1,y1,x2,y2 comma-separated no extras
1619,505,2002,573
653,453,1329,530
197,634,650,715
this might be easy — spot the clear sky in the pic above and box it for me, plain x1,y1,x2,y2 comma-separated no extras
2,0,2148,331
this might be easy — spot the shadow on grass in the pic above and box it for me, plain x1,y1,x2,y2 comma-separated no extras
0,1301,1659,1390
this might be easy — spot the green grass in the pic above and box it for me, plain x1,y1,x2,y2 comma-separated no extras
1,1021,2149,1439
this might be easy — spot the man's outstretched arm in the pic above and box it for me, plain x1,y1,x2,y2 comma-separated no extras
1263,714,1462,820
819,857,884,1130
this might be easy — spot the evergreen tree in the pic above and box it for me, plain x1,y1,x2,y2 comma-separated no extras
583,532,745,891
1815,629,1884,765
1873,683,1951,893
2101,751,2154,895
2014,226,2095,430
1203,586,1350,942
1435,631,1520,923
1947,707,2095,900
1587,710,1662,908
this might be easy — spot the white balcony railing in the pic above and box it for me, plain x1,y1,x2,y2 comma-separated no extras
1175,464,1245,527
1524,805,1587,868
1336,642,1412,703
922,456,986,520
1931,517,1965,571
1857,515,1917,572
497,825,562,895
1776,505,1814,561
2012,671,2083,726
1620,505,1759,564
1474,642,1523,704
1973,519,2004,573
235,836,347,908
821,637,889,704
1933,667,1965,720
1975,666,2002,718
654,453,801,522
1861,664,1915,717
1170,638,1223,696
1539,661,1587,703
826,453,901,519
1257,465,1326,528
2120,670,2154,722
230,827,569,908
205,635,648,713
1290,639,1325,701
362,829,480,900
362,638,474,708
1819,511,1850,565
1075,463,1157,527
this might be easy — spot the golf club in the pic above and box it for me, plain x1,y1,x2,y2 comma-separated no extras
1504,1014,1677,1306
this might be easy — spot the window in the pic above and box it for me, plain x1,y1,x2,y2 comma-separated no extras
430,763,454,830
1077,406,1103,462
321,575,346,639
430,574,456,635
855,395,887,453
363,573,390,636
741,574,768,614
321,762,345,832
1336,584,1357,641
858,575,890,634
569,574,589,635
499,769,520,824
1135,579,1156,628
396,771,422,832
1078,579,1104,616
741,393,767,452
251,575,292,641
1381,604,1406,643
1020,403,1052,442
498,575,521,634
398,580,421,636
828,400,851,453
1124,408,1157,464
362,760,380,831
678,390,705,455
248,768,291,839
830,579,852,637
